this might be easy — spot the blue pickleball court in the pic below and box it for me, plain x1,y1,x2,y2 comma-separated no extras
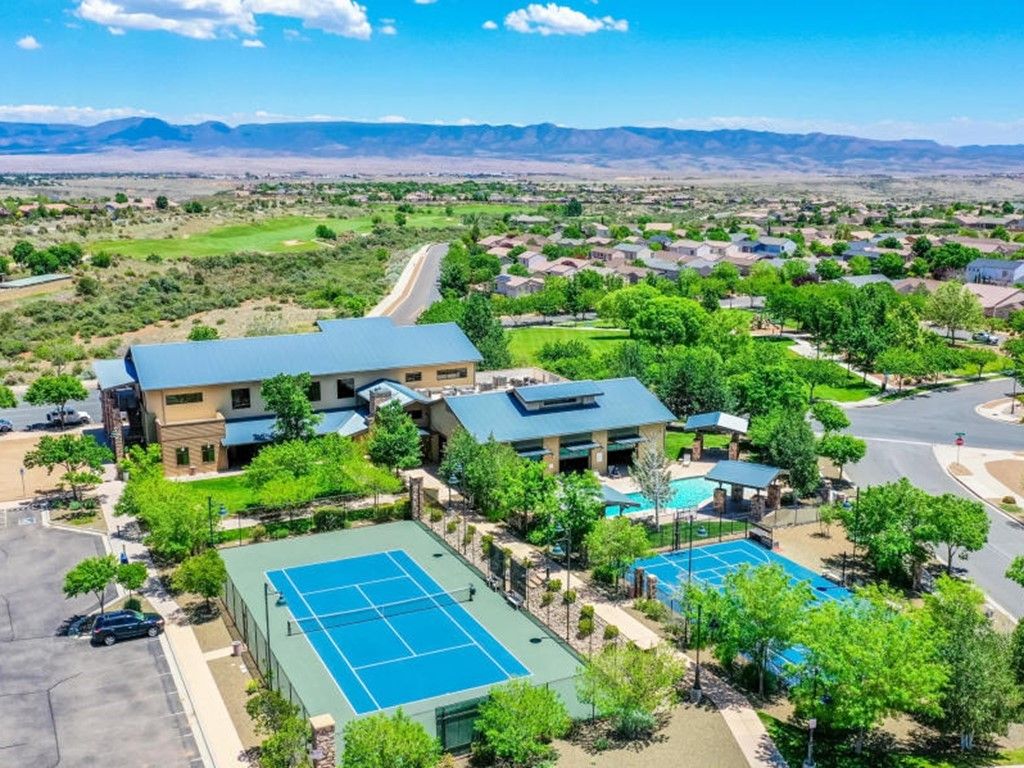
267,549,530,714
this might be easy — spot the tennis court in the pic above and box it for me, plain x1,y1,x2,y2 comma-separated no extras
631,538,851,670
268,549,529,714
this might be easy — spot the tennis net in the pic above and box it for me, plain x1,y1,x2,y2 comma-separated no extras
287,584,475,636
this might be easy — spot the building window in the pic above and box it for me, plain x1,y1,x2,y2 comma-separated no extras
437,368,468,381
337,378,355,399
201,444,216,463
175,447,190,466
404,371,422,383
165,392,203,406
307,381,322,402
408,409,423,420
231,387,251,410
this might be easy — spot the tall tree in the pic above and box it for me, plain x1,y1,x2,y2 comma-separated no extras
459,292,511,370
24,374,89,426
749,409,820,496
790,357,843,403
926,282,984,343
473,680,570,767
64,555,119,613
366,400,422,474
23,434,112,500
816,433,867,480
172,549,227,611
657,346,733,418
260,372,321,442
585,516,651,585
630,446,673,528
929,494,989,575
810,400,850,433
342,709,441,768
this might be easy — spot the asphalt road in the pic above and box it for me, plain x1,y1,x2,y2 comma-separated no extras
386,243,446,326
0,388,102,433
845,378,1024,617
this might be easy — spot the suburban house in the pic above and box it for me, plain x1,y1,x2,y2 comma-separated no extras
515,251,547,272
431,379,674,474
741,237,797,257
893,278,1024,318
93,317,481,476
589,246,625,265
495,274,545,298
667,239,712,260
965,258,1024,286
614,243,653,262
588,222,611,238
643,257,681,280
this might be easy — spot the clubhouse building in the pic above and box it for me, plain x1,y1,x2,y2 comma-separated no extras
94,317,673,476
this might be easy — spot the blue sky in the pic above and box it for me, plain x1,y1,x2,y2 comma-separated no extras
2,1,1024,145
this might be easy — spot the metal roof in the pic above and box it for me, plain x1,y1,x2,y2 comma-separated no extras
222,408,369,447
356,379,431,407
0,273,71,289
706,460,781,490
601,484,641,509
125,317,481,391
94,358,135,390
684,412,749,435
444,377,675,443
514,380,604,404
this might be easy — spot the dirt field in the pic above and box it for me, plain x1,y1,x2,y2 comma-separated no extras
0,430,71,501
772,522,860,584
987,459,1024,498
553,703,747,768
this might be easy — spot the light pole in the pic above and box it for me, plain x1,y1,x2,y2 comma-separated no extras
803,718,817,768
690,602,703,704
263,582,284,677
207,496,215,546
19,466,26,499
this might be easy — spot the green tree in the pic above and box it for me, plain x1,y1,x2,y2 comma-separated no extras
790,357,843,403
698,564,811,696
124,474,209,561
261,372,322,441
585,516,651,584
187,324,219,341
11,239,34,265
551,470,603,551
315,224,337,240
155,195,169,210
459,293,511,370
848,254,872,276
929,494,989,575
657,346,733,418
792,587,945,753
64,554,118,613
815,258,843,280
367,400,422,473
473,680,570,767
578,642,684,738
245,685,311,768
116,561,148,598
342,709,440,768
23,434,112,500
924,577,1017,750
172,549,227,610
24,374,89,426
816,433,866,480
749,409,820,496
114,192,128,204
960,346,997,380
562,198,583,217
629,296,707,347
875,252,906,279
810,400,850,433
630,446,672,528
1005,556,1024,593
926,282,984,343
0,384,15,409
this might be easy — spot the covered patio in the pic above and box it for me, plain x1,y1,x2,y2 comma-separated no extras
683,411,748,461
705,459,783,521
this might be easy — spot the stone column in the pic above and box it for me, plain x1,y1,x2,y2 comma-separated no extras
691,433,704,461
730,483,744,503
309,714,336,768
408,476,423,520
646,574,658,600
713,487,726,515
750,494,766,521
766,484,782,511
633,568,645,598
728,434,740,461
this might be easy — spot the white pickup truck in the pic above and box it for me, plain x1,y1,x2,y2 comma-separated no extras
45,407,92,426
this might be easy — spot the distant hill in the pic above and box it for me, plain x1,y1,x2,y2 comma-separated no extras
2,117,1023,173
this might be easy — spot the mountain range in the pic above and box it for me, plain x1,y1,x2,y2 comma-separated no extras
2,117,1024,173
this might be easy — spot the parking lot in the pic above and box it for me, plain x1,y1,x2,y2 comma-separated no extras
0,519,203,768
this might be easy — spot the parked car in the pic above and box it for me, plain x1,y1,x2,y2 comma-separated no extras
45,407,91,426
91,610,164,646
0,418,13,434
972,331,999,345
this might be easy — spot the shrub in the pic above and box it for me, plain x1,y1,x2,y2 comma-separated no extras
580,604,595,620
313,506,348,532
562,589,577,606
603,624,620,641
634,597,669,622
540,592,555,608
269,528,290,540
250,524,268,542
429,509,444,523
446,520,458,535
1004,495,1017,505
578,618,594,637
472,680,570,767
481,533,494,555
124,596,142,612
546,579,562,593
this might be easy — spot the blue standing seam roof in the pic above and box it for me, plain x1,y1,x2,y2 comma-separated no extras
444,377,675,443
125,317,482,391
93,358,135,390
222,408,369,447
513,380,604,404
683,411,749,435
705,460,781,490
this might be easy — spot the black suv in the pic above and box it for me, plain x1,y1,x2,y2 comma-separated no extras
91,610,165,646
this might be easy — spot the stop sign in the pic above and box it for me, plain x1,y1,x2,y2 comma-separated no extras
955,436,964,447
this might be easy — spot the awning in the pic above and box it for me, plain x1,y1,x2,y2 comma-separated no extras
601,484,640,509
684,411,749,435
516,448,551,459
559,441,600,457
705,460,781,490
607,436,645,449
222,408,370,447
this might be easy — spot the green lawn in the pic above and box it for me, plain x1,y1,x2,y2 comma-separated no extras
87,204,523,259
506,326,630,367
664,430,731,460
184,475,255,512
812,373,880,403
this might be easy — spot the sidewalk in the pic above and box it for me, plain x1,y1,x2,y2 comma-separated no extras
934,444,1023,507
97,474,246,768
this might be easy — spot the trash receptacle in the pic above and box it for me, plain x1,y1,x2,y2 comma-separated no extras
231,640,243,657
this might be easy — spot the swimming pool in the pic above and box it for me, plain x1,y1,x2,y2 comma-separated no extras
607,476,718,516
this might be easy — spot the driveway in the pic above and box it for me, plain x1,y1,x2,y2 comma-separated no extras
844,379,1024,617
0,522,203,768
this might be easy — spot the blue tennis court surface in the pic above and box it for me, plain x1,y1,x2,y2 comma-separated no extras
268,549,530,714
632,538,851,670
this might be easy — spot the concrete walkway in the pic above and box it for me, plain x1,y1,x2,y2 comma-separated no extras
97,474,247,768
406,469,787,768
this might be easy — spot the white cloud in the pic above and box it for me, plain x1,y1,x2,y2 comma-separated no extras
75,0,372,41
242,38,265,46
16,35,42,50
413,0,437,4
0,104,157,124
482,19,497,30
379,23,396,35
504,4,627,36
377,114,409,123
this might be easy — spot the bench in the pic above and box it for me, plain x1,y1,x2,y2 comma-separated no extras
505,591,525,611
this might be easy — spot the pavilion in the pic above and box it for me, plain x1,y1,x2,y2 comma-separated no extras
683,411,748,461
705,459,783,520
